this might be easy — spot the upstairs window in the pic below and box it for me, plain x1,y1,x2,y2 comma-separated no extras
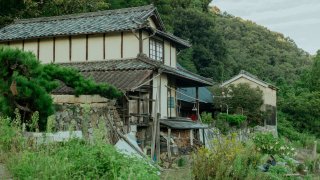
150,38,163,61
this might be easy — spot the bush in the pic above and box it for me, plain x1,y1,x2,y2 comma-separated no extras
7,139,159,179
200,111,213,124
192,134,273,179
1,115,159,179
215,113,247,134
253,133,295,157
217,113,246,126
278,112,320,153
0,115,24,153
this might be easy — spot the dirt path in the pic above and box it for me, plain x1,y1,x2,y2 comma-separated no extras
0,163,11,180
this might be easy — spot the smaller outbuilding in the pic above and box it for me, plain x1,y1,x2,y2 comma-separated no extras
221,70,278,126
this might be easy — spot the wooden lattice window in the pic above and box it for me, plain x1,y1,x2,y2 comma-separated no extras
150,38,163,61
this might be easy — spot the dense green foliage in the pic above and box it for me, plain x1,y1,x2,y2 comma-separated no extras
253,133,295,157
0,116,159,179
7,140,158,179
0,0,109,27
200,111,213,124
279,52,320,137
213,83,264,126
215,113,247,134
0,47,121,130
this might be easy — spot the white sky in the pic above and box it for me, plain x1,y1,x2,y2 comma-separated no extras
211,0,320,54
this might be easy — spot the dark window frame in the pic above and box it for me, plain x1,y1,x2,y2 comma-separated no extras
149,38,164,61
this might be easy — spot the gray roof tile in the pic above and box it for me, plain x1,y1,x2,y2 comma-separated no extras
0,5,155,41
0,5,190,48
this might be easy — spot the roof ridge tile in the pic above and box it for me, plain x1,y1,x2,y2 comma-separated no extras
15,4,155,24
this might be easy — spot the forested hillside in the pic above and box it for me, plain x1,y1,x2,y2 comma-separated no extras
0,0,318,137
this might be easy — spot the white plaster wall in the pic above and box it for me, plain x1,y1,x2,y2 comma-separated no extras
39,38,53,64
167,85,177,117
264,88,277,106
227,77,277,109
24,40,38,57
71,36,86,62
164,40,170,66
170,45,177,68
105,32,121,59
148,17,157,29
160,74,168,118
55,37,69,63
88,34,103,60
9,41,23,49
152,75,160,115
142,32,149,55
123,32,139,58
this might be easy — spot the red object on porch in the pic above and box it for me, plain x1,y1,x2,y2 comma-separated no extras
189,114,197,121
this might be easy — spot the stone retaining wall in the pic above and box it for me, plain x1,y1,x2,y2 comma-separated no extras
52,95,123,144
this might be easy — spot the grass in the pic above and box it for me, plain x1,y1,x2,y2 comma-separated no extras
0,116,159,179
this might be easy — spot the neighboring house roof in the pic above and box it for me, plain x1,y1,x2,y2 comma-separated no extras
0,5,190,48
177,87,213,104
53,54,213,94
160,118,208,129
221,70,277,90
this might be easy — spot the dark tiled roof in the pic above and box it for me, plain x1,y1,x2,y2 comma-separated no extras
0,5,156,41
59,58,154,71
155,30,191,48
0,5,190,48
53,70,153,93
53,54,212,94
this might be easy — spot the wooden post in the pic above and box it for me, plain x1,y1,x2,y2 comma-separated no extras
313,141,317,159
190,129,194,146
202,129,205,147
156,113,161,162
196,87,200,121
167,128,171,160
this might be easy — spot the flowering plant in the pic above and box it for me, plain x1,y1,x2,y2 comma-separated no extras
253,133,295,157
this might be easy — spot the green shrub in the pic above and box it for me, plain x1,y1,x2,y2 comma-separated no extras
7,140,159,179
0,115,24,153
192,134,274,179
253,133,295,157
215,113,247,134
200,111,213,124
217,113,246,126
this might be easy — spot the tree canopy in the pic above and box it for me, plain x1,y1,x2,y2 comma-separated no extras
213,83,264,126
0,47,121,130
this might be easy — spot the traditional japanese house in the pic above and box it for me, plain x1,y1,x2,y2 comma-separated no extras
0,5,212,159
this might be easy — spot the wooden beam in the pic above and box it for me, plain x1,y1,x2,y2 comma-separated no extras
128,96,155,102
196,87,200,121
167,128,171,160
37,39,40,59
156,113,161,162
139,30,143,53
190,129,194,146
69,36,72,61
103,33,106,59
121,32,124,58
86,35,88,61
